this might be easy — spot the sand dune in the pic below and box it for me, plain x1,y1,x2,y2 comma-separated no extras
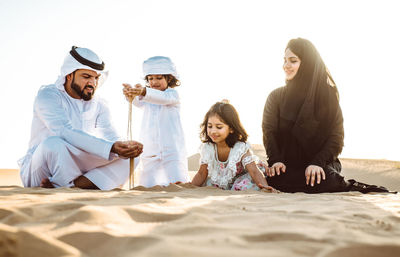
0,185,399,257
1,156,400,256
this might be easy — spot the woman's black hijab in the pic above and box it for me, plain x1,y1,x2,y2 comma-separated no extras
280,38,340,149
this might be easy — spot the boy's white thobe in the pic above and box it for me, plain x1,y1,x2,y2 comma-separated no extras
18,84,132,190
133,87,189,187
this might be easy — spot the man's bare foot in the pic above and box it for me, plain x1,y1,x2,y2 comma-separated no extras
73,175,99,189
40,178,55,188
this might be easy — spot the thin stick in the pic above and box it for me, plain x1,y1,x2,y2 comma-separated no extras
127,98,134,189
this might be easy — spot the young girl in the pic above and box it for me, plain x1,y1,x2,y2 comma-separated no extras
123,56,189,187
191,101,275,191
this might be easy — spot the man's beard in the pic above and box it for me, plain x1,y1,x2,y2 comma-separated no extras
71,79,95,101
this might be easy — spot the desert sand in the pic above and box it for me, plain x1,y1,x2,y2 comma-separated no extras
1,153,400,257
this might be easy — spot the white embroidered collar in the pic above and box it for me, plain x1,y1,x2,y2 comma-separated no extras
208,142,250,189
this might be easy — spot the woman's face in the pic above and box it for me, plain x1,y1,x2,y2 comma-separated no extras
283,48,301,81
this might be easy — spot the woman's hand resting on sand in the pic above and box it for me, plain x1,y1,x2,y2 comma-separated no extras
265,162,286,177
305,165,325,187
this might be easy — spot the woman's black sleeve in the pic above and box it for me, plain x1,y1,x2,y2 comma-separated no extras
310,106,344,167
262,88,284,166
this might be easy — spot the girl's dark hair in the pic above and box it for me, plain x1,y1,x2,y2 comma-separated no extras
200,101,248,148
144,74,181,88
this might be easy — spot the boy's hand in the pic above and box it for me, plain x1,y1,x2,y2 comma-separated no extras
122,83,145,101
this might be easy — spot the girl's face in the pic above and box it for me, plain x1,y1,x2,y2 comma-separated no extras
207,115,232,145
147,75,168,91
283,48,301,81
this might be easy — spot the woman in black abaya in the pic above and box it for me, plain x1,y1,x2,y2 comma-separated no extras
262,38,389,193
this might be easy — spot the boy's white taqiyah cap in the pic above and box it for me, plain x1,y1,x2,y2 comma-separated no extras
55,46,109,91
142,56,179,78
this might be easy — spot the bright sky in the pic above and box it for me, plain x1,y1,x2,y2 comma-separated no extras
1,0,399,169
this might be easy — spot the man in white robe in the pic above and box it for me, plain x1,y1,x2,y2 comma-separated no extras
18,46,142,190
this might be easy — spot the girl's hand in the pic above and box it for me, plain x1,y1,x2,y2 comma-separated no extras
258,183,279,193
305,165,326,186
191,164,208,187
267,162,286,177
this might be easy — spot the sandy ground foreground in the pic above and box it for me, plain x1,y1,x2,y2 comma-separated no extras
1,158,400,257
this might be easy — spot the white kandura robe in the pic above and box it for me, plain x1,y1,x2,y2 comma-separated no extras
133,87,189,187
18,84,133,190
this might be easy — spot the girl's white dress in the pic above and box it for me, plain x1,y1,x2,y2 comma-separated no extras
133,87,189,187
199,141,265,190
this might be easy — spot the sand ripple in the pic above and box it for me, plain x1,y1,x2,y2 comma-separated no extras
318,244,400,257
0,224,82,257
58,232,159,257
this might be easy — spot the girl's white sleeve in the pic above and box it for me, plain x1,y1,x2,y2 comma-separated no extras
199,143,213,166
241,143,257,167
